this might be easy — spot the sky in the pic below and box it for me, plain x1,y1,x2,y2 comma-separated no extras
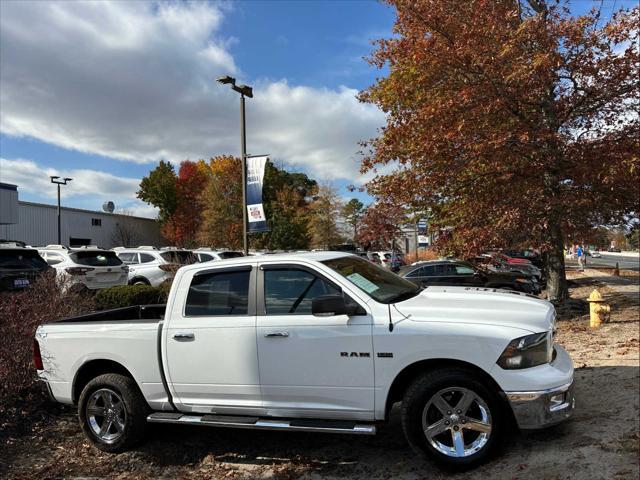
0,0,634,218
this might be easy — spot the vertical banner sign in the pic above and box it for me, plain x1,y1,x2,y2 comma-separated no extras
246,155,270,233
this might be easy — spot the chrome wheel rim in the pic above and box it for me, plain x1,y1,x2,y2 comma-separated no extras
86,388,126,444
421,386,492,458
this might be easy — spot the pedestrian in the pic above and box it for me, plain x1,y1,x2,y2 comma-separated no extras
576,244,584,271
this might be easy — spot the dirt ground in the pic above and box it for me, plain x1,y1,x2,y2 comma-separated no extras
1,271,638,480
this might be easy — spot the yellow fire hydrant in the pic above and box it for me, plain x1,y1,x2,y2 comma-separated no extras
587,289,610,328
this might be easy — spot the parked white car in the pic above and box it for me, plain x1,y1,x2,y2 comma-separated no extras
37,245,128,290
191,248,245,263
35,252,574,469
376,251,406,271
113,247,196,287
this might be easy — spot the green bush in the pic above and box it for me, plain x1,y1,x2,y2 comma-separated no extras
95,285,169,310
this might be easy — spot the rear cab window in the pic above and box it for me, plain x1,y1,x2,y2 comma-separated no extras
185,269,250,316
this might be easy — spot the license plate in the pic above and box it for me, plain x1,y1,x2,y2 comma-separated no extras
13,278,30,287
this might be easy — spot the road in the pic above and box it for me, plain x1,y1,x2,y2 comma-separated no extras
566,252,640,271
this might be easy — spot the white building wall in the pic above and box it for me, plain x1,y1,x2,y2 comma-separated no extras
0,201,163,248
0,183,19,225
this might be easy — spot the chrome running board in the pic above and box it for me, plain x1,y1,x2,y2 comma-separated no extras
147,412,376,435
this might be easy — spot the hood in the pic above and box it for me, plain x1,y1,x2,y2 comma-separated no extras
395,286,555,334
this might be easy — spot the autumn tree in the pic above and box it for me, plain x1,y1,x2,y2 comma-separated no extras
137,161,177,223
197,156,244,249
360,0,639,301
307,184,345,249
162,161,209,246
342,198,365,242
356,201,407,250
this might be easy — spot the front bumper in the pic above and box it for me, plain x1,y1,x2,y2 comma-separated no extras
506,379,575,429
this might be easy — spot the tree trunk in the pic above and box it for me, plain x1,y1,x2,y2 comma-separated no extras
545,215,569,302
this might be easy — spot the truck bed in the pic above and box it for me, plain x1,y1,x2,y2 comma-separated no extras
53,304,166,323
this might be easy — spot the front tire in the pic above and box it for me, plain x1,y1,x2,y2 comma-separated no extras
400,368,504,470
78,373,148,452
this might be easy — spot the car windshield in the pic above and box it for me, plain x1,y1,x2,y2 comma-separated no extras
0,249,49,269
70,251,123,266
160,251,197,264
322,256,421,304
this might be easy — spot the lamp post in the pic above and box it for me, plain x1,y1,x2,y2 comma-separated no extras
217,75,253,255
50,176,72,245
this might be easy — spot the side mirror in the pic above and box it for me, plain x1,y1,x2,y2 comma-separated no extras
312,294,347,317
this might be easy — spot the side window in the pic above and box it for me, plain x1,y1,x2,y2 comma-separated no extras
454,264,475,275
185,269,250,316
421,266,436,276
198,253,214,262
264,268,341,315
406,267,424,278
118,253,139,264
139,253,155,263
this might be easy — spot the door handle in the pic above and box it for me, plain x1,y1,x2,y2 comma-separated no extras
173,332,195,341
264,331,289,338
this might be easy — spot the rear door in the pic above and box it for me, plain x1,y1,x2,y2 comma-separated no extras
256,263,374,420
163,264,262,414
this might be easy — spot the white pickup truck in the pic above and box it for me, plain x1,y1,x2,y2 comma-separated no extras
34,252,574,468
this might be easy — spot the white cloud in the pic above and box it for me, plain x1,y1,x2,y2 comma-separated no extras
0,157,156,218
0,1,385,181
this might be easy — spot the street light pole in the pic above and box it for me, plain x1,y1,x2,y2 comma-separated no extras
239,93,248,255
50,176,73,245
217,75,253,255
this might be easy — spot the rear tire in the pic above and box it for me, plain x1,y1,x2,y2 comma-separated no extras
78,373,148,453
400,368,504,470
131,277,150,286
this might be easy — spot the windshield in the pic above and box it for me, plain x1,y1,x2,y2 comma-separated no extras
160,251,197,264
70,251,123,266
322,256,421,304
0,249,49,269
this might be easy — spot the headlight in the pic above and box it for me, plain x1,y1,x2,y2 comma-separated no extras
497,332,551,369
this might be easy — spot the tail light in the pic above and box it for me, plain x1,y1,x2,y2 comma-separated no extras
382,258,390,263
65,267,95,275
159,264,177,272
33,339,43,370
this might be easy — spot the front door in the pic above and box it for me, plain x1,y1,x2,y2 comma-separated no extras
163,265,261,414
256,264,375,420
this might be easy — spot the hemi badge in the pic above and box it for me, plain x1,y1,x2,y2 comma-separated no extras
377,352,393,358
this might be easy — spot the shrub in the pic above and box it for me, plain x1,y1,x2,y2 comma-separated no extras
95,284,169,310
0,274,96,403
403,249,440,265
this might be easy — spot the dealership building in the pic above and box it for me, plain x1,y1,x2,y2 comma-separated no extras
0,182,163,248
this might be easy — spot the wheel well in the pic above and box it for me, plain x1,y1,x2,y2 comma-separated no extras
72,359,135,404
384,358,507,418
130,276,150,285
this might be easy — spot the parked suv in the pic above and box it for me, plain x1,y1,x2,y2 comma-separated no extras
400,260,540,294
114,247,196,286
191,248,245,263
37,245,128,290
376,251,406,271
0,242,51,291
